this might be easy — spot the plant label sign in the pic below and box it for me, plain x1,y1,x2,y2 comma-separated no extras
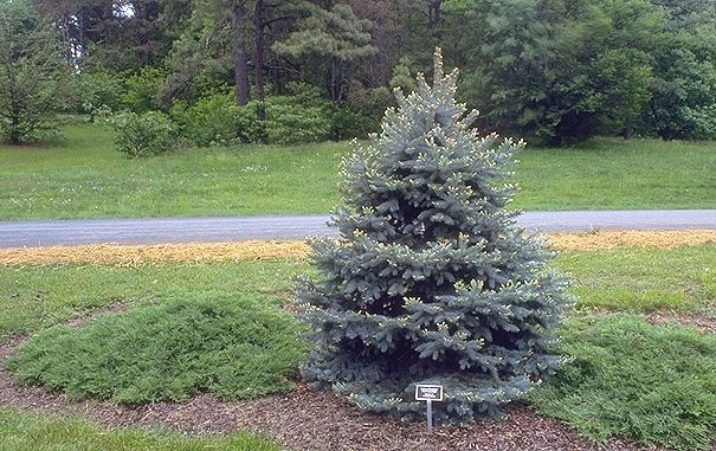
415,384,443,401
415,384,443,433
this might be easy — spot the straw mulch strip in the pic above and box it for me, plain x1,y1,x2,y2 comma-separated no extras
548,229,715,252
0,230,713,266
0,240,310,266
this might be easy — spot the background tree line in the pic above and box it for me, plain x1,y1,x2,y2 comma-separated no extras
2,0,716,145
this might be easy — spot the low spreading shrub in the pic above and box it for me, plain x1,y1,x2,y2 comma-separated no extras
530,314,716,451
5,294,306,404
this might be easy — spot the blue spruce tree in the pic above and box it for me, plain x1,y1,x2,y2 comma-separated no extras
297,49,572,423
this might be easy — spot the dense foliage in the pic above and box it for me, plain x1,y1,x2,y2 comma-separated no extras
6,295,306,404
0,0,70,144
297,51,572,423
3,0,716,144
532,314,716,451
109,110,175,158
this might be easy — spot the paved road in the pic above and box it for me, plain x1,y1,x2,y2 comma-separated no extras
1,210,714,248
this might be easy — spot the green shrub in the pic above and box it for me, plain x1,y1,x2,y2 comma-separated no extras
263,100,330,144
261,83,332,144
172,83,330,146
531,314,716,451
171,93,243,147
109,110,175,158
336,82,394,140
122,67,166,113
645,29,716,140
5,295,306,404
235,102,269,143
77,68,125,117
330,107,377,141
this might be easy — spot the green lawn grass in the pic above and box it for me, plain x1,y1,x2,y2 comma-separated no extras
0,260,302,338
0,407,279,451
1,244,713,339
555,244,716,313
515,138,716,211
0,123,344,219
0,123,713,220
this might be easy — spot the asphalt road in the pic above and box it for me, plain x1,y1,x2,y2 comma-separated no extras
1,210,714,248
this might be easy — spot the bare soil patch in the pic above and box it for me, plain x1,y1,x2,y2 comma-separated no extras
646,312,716,334
62,301,130,329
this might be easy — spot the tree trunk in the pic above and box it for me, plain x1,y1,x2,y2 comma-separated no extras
9,118,20,144
10,99,20,144
232,0,250,106
427,0,442,41
254,0,266,119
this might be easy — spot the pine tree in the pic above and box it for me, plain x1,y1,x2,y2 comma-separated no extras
297,49,572,423
0,0,70,144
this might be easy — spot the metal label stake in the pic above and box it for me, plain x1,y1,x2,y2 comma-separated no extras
415,384,444,434
426,399,434,433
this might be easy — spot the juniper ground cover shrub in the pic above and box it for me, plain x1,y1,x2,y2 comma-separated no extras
6,295,305,404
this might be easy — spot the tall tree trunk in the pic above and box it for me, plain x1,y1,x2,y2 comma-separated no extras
60,13,72,62
10,98,20,144
254,0,266,118
78,9,85,61
427,0,442,41
9,116,20,144
232,0,250,106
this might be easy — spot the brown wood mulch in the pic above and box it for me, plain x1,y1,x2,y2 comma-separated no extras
7,306,715,450
0,338,664,451
646,312,716,335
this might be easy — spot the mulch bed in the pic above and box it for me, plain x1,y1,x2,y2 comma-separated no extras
646,312,716,335
7,306,715,450
0,338,664,451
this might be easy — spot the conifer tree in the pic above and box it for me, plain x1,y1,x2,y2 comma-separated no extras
297,49,572,423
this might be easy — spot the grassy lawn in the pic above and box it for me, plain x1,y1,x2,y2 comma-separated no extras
0,124,344,220
1,244,713,339
0,408,279,451
555,245,716,313
515,138,716,211
0,123,713,220
0,260,301,337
